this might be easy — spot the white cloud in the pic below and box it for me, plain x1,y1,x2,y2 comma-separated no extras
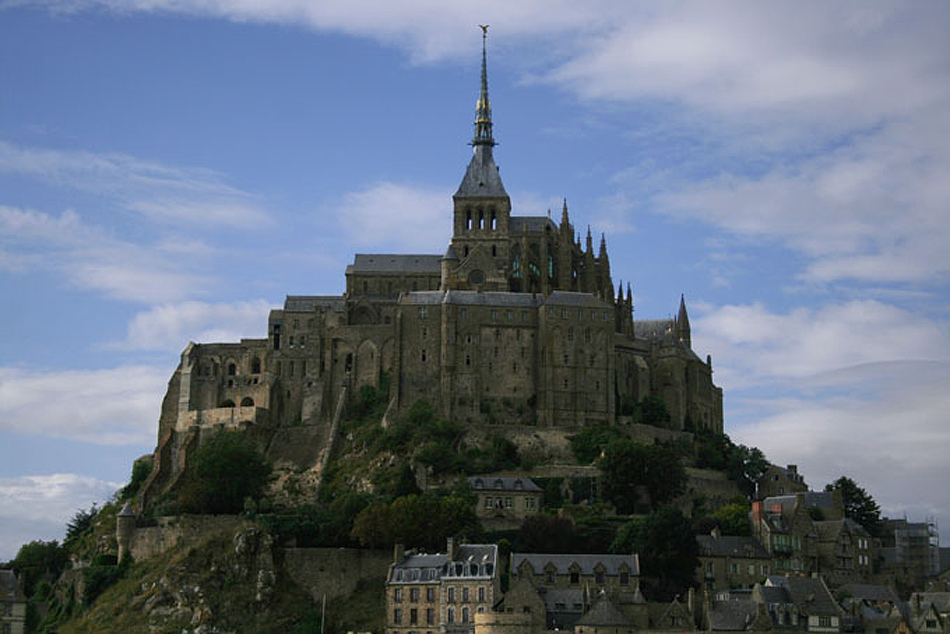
0,205,211,302
694,299,950,389
0,365,167,445
0,139,270,229
336,181,450,251
0,473,121,561
119,300,273,352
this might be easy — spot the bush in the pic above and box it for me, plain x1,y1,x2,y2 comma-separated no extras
178,430,272,514
119,456,153,501
570,425,626,464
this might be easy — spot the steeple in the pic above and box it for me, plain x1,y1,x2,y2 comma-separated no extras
676,294,691,346
455,26,507,199
599,233,608,259
473,25,494,147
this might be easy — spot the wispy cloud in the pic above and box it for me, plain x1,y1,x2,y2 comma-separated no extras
0,139,271,229
335,181,450,251
0,473,121,560
0,365,167,445
118,300,274,352
0,205,210,302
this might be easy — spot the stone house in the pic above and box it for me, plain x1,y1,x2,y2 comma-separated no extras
510,553,640,630
697,528,773,591
467,476,542,530
751,496,819,575
758,464,808,500
138,31,723,510
574,590,636,634
0,570,26,634
755,575,843,633
813,519,876,586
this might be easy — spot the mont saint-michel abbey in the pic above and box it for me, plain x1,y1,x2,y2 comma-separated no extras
142,35,722,503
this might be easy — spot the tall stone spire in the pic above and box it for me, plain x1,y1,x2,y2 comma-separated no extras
473,25,494,147
455,25,507,198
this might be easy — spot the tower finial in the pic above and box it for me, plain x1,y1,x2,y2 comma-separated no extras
473,25,495,147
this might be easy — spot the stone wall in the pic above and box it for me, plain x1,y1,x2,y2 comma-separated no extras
129,515,248,563
281,547,391,602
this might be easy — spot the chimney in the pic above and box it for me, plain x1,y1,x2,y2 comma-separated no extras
751,501,763,523
787,465,797,473
447,536,459,560
393,543,405,564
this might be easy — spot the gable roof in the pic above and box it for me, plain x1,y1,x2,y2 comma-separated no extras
709,599,759,631
576,592,633,627
767,576,841,617
840,584,901,605
512,553,639,576
697,534,771,559
510,216,557,234
346,253,443,275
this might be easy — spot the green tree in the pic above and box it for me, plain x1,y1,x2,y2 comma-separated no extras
611,506,698,601
351,490,479,552
178,430,272,514
712,499,751,536
570,425,626,464
119,455,153,501
635,395,672,426
64,504,98,547
10,540,68,596
599,440,686,513
517,515,577,553
825,476,882,536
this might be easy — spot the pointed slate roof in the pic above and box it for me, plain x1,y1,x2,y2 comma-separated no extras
576,592,633,627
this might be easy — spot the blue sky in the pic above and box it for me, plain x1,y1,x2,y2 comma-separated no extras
1,1,948,559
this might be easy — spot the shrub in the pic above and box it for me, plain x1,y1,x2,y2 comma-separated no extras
178,430,272,514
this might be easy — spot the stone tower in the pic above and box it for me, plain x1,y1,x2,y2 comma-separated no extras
449,27,512,292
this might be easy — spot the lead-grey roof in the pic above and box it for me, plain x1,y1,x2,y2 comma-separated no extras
768,576,841,617
840,584,900,604
543,291,608,308
455,145,508,198
346,254,443,274
401,290,543,307
576,592,633,627
512,553,639,576
467,476,542,492
510,216,557,234
283,295,344,312
709,599,758,631
543,587,585,612
697,535,771,559
634,319,674,338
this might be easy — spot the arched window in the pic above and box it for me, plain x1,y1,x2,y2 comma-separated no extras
251,358,261,374
240,397,254,407
462,607,470,623
491,210,497,230
447,607,455,623
478,209,484,230
466,210,472,230
228,363,236,376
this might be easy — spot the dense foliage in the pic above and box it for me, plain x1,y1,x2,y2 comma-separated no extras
825,476,882,536
8,540,68,596
611,506,698,601
118,456,153,501
694,430,768,497
350,487,479,552
178,430,272,514
618,395,673,426
598,440,686,513
570,425,626,464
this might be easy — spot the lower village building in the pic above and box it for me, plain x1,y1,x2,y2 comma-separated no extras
387,538,499,634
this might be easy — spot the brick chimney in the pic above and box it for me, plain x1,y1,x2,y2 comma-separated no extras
446,536,459,560
393,543,405,564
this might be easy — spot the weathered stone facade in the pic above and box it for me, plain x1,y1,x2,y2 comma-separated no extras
139,33,723,508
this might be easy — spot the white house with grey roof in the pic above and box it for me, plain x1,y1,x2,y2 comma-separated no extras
387,538,499,634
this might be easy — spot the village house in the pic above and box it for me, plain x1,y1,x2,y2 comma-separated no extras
466,476,542,530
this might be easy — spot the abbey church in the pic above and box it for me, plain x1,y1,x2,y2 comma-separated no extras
141,34,722,504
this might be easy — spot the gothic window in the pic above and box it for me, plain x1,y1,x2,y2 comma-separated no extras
512,253,521,278
461,308,467,319
241,397,254,407
478,587,485,602
419,306,427,318
479,209,484,230
448,587,455,602
413,281,418,291
466,210,472,230
491,210,496,230
363,281,368,292
289,361,295,377
464,245,470,257
462,607,470,623
421,350,427,362
447,607,455,623
466,354,471,367
585,328,591,343
228,362,237,376
289,335,294,347
548,255,554,278
387,281,393,293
